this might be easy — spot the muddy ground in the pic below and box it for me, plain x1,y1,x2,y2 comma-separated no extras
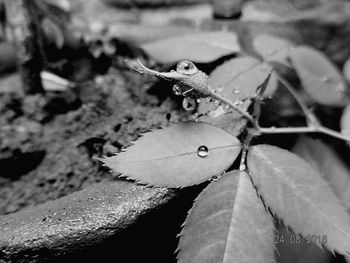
0,59,190,215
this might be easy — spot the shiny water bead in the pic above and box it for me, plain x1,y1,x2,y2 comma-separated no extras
233,88,240,94
176,60,199,75
172,84,182,95
182,97,197,111
197,145,209,157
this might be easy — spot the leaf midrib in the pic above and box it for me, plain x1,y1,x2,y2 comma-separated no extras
117,144,240,163
222,175,241,263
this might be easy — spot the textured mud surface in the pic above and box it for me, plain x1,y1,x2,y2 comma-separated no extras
0,67,188,215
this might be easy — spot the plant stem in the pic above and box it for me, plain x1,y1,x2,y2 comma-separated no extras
235,49,350,144
239,131,254,171
6,0,44,94
209,91,254,123
276,74,320,126
238,49,320,126
259,125,350,142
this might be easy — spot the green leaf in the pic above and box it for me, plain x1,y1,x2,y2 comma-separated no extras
198,56,278,114
177,171,275,263
290,46,347,106
341,104,350,138
248,144,350,255
293,136,350,209
252,34,294,66
141,31,240,64
99,122,241,187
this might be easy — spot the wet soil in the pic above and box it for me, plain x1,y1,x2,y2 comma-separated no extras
0,64,189,216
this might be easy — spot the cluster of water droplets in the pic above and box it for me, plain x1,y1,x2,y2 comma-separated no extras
172,84,201,111
172,84,182,96
182,97,197,111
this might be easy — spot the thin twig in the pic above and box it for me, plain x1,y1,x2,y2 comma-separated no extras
276,74,320,126
239,132,254,171
209,91,254,122
259,125,350,142
238,49,320,126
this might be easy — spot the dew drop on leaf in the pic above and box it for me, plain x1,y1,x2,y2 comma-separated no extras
182,97,197,111
211,174,219,181
233,89,240,94
176,60,198,75
197,145,209,157
173,84,182,96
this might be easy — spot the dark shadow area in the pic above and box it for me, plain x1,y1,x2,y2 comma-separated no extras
51,186,206,263
0,151,46,180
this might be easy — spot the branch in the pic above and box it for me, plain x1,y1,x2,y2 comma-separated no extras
276,74,320,126
128,59,254,122
259,125,350,142
208,91,254,122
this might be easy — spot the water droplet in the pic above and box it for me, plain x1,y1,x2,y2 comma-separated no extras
197,145,209,157
233,100,243,106
233,89,240,94
172,85,182,96
176,60,198,75
211,175,219,181
182,97,197,111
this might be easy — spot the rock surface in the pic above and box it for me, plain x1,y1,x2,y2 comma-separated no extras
0,181,175,262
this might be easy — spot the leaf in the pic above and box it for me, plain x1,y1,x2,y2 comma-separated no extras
293,136,350,209
209,56,278,101
42,0,71,12
198,56,278,114
341,104,350,138
248,144,350,255
343,58,350,83
177,171,275,263
198,112,247,136
141,31,240,64
252,34,294,66
100,122,241,187
290,46,347,106
42,18,65,49
108,24,195,44
275,223,331,263
41,71,75,92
